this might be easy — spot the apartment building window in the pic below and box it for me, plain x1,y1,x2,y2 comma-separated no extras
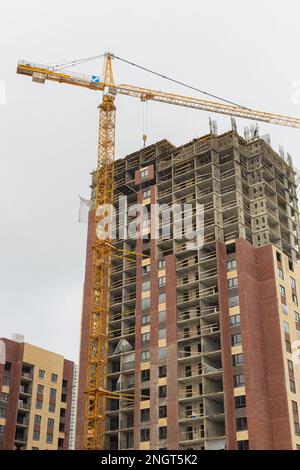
159,405,167,418
0,425,5,434
159,366,167,378
142,264,151,275
140,428,150,442
231,333,242,346
158,276,166,287
294,422,300,437
238,440,249,450
276,252,282,263
49,403,56,413
282,303,288,315
280,285,286,298
288,359,294,373
291,277,296,289
33,431,40,441
4,362,11,371
158,293,166,304
140,168,149,179
293,294,298,306
295,311,300,323
292,401,299,417
230,314,240,326
290,380,296,394
236,417,247,431
38,369,45,379
37,384,44,394
143,189,151,200
141,332,150,343
50,388,57,398
142,281,150,292
141,350,150,362
0,392,8,403
232,353,244,367
36,399,43,409
142,314,150,325
227,259,237,272
185,365,192,377
283,321,290,335
228,277,238,289
34,415,42,425
159,385,167,398
0,408,6,418
158,260,166,270
158,328,166,340
141,389,150,401
233,374,245,387
186,385,193,398
158,347,167,360
235,395,246,409
142,298,151,310
278,267,284,280
141,409,150,422
46,433,53,444
229,295,239,308
286,339,292,353
141,369,150,382
159,310,166,322
159,427,167,440
3,375,10,386
47,418,54,429
51,373,58,384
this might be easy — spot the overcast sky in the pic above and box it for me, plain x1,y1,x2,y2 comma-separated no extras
1,1,300,362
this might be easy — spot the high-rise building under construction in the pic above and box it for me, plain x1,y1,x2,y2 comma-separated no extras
76,129,300,450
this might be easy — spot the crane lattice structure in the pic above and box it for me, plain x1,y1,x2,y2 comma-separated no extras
17,52,300,450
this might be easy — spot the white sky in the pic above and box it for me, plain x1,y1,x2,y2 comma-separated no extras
1,1,300,362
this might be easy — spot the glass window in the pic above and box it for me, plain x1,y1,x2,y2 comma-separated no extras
33,431,40,441
46,433,53,444
236,417,247,431
158,276,166,287
48,403,56,413
159,405,167,418
47,418,55,428
292,400,298,417
36,399,43,409
229,314,240,326
229,295,239,308
159,366,167,378
231,333,242,346
140,168,149,179
159,310,166,322
228,277,238,289
141,314,150,325
286,339,292,353
142,264,151,275
141,409,150,422
141,350,150,362
38,370,45,379
234,395,246,409
280,285,286,297
159,385,167,398
140,428,150,442
232,353,244,366
50,388,57,398
158,347,167,359
233,374,245,387
34,415,42,424
141,298,151,310
158,293,166,304
158,260,166,270
278,267,284,280
142,281,150,292
290,380,296,393
143,189,151,200
283,321,290,335
227,259,237,271
291,277,296,289
37,384,44,394
51,373,58,384
159,426,167,440
292,294,298,306
295,311,300,323
141,369,150,382
141,332,150,343
158,328,166,340
282,303,288,315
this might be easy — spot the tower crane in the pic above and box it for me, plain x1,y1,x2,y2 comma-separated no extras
17,52,300,450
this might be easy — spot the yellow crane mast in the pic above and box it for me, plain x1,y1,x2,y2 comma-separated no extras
17,52,300,450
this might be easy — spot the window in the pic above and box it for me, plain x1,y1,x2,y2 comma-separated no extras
0,392,8,403
291,277,296,289
3,375,10,386
232,353,244,366
185,385,193,398
233,374,245,387
0,408,6,418
142,281,150,292
141,409,150,422
142,264,151,275
158,260,166,270
46,433,53,444
229,295,239,308
295,422,300,437
50,388,57,398
141,350,150,362
229,314,240,326
159,366,167,378
227,259,237,271
185,365,192,377
185,405,192,418
228,277,238,289
280,285,286,298
278,267,284,280
33,431,40,441
295,311,300,323
226,243,236,255
38,369,45,379
286,339,292,353
141,298,151,310
238,440,249,450
293,294,298,306
48,403,56,413
159,385,167,398
158,347,167,359
290,380,296,393
235,395,246,409
276,251,282,263
36,399,43,409
236,417,248,431
51,373,58,384
61,393,67,403
47,418,54,429
141,389,150,401
143,189,151,200
37,384,44,394
141,332,150,343
231,333,242,346
292,400,298,417
140,428,150,442
159,310,166,322
159,405,167,418
283,321,290,335
158,276,166,287
158,328,166,340
140,168,149,179
142,314,150,325
288,359,294,372
281,303,288,315
4,362,11,371
158,293,166,304
159,426,167,440
141,369,150,382
34,415,42,425
0,425,5,434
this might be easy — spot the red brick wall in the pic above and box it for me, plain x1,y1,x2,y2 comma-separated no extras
62,359,74,450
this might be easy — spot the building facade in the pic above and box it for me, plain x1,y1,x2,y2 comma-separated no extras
0,336,74,450
76,130,300,450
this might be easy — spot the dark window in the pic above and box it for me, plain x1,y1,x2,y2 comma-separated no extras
4,362,11,372
33,431,40,441
238,440,249,450
34,415,42,424
51,374,58,384
159,366,167,378
141,409,150,422
46,433,53,444
38,370,45,379
140,428,150,442
48,403,56,413
159,385,167,398
286,339,292,353
226,243,236,255
231,333,242,346
50,388,57,398
232,353,244,366
36,399,43,409
141,389,150,401
159,405,167,418
233,374,245,387
288,359,294,372
47,418,54,428
229,314,240,326
235,395,246,409
37,384,44,394
141,369,150,382
236,417,247,431
159,426,167,440
295,422,300,437
290,380,296,393
292,400,299,417
276,251,282,263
